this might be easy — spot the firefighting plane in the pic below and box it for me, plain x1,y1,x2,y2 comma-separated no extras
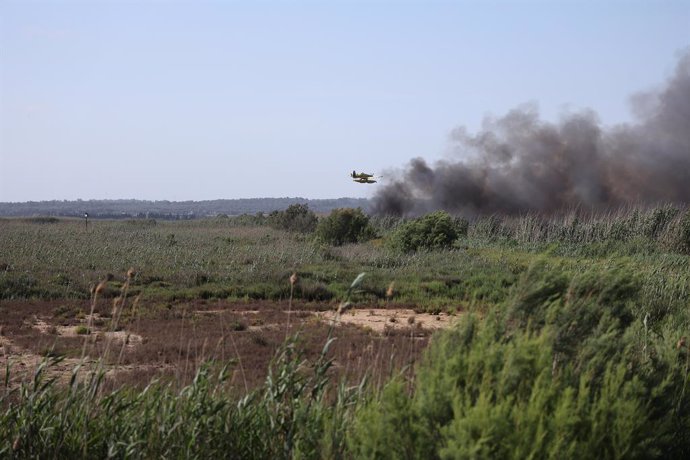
351,170,378,184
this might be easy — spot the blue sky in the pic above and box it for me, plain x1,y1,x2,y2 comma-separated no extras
1,0,688,202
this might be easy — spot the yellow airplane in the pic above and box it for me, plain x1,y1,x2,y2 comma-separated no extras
351,170,378,183
351,170,374,179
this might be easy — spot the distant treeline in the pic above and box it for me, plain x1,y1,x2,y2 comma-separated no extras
0,198,370,219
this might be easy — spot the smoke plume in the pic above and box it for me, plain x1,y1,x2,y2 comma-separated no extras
372,51,690,217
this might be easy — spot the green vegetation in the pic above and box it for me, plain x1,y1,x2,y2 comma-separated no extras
0,213,518,307
466,206,690,256
268,203,318,233
1,204,690,457
74,325,90,335
2,206,688,306
315,207,375,246
1,339,361,459
387,210,466,252
349,262,690,458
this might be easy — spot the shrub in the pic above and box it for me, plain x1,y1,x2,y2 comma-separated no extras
349,264,690,458
297,281,335,301
268,204,318,233
348,379,430,459
387,211,461,252
315,208,375,246
229,213,267,227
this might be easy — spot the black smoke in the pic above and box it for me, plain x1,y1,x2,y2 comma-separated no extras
372,50,690,217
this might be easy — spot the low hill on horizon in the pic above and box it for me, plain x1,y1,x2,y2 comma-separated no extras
0,197,370,219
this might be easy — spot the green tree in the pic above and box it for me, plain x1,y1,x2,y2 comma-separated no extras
315,208,375,246
268,204,318,233
387,211,462,252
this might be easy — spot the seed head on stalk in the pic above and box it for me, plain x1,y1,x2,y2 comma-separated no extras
286,272,299,339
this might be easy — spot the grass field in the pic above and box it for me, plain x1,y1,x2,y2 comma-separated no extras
1,207,690,458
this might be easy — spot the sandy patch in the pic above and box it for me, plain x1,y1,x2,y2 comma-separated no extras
33,318,56,334
316,308,459,333
31,316,144,349
193,309,261,315
0,334,93,388
192,307,460,334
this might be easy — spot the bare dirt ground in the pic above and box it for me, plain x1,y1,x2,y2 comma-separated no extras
0,300,460,392
317,308,457,333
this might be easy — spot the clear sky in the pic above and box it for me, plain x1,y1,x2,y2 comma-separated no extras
1,0,688,202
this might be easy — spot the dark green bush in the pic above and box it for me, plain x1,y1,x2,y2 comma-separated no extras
227,213,267,227
268,204,318,233
297,280,335,301
315,208,375,246
348,379,430,459
387,211,461,252
349,263,690,458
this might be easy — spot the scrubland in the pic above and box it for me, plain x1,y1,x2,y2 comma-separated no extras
1,205,689,458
